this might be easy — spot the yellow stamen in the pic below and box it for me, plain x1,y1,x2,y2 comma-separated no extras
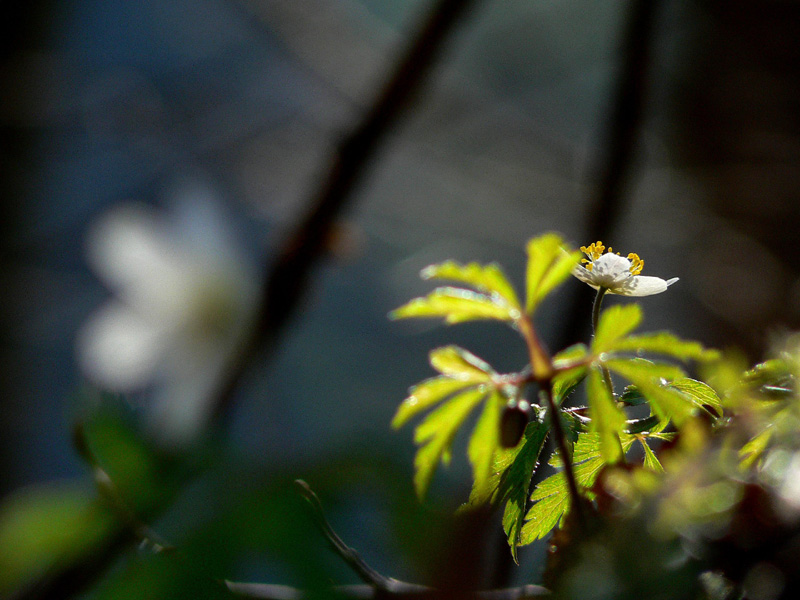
627,253,644,275
579,241,606,262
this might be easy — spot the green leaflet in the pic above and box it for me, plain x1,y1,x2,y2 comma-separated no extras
739,426,774,470
669,378,723,417
429,345,495,381
421,261,521,311
606,331,720,362
592,304,642,354
468,391,504,496
390,287,520,324
587,368,626,464
520,434,636,544
525,233,581,313
413,387,487,499
640,437,665,473
605,358,693,425
552,344,589,405
392,376,479,429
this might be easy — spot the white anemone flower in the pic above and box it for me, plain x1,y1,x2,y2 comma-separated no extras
572,241,678,296
77,192,259,446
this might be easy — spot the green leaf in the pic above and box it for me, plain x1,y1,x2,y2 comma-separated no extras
592,304,642,354
670,378,723,417
0,484,116,595
392,376,479,429
739,427,774,470
468,391,504,496
391,287,519,324
605,359,694,425
606,331,720,362
521,434,635,544
639,437,665,473
498,419,550,561
429,345,494,381
413,388,487,499
586,369,626,464
525,233,581,313
422,261,521,310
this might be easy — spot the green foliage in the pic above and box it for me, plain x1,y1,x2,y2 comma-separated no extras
586,368,626,464
390,287,520,324
421,260,521,310
592,304,642,354
0,483,116,596
525,233,581,313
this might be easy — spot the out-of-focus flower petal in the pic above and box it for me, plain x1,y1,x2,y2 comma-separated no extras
77,302,168,391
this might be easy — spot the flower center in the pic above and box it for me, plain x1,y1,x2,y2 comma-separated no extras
580,241,645,275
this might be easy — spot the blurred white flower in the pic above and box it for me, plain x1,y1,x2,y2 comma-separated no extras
77,189,259,446
573,241,679,296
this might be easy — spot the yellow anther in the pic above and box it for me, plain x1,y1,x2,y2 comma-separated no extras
627,253,644,275
580,241,606,262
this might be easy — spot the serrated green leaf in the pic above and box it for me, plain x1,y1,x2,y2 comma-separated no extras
468,391,504,496
521,434,635,544
606,331,720,362
552,344,589,405
391,287,519,324
592,304,642,354
413,388,487,499
525,233,581,313
499,420,550,561
429,345,494,381
587,369,626,464
422,261,521,311
639,437,665,473
392,376,479,429
670,378,723,417
606,359,694,425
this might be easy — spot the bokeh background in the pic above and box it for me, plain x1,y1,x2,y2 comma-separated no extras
2,0,800,593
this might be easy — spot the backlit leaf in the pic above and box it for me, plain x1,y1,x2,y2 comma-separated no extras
413,388,487,499
670,378,723,417
525,233,581,313
607,331,720,362
606,359,694,425
391,287,519,324
429,346,494,381
392,376,479,429
587,369,626,464
592,304,642,354
422,261,521,311
468,391,504,496
640,437,665,473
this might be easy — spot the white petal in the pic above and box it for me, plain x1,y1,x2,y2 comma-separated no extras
77,302,167,391
614,275,672,297
572,265,598,285
86,203,196,318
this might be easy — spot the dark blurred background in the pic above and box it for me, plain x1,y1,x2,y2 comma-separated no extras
2,0,800,589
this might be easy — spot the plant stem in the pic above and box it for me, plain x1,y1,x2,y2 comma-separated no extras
592,287,616,396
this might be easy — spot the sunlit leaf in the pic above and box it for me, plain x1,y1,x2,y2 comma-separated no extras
592,304,642,354
429,345,494,381
552,344,589,405
525,233,581,313
468,391,504,495
739,427,774,470
521,434,635,543
607,331,720,362
413,388,487,499
498,419,550,561
606,359,693,425
422,261,521,311
639,437,665,473
392,376,479,429
587,369,626,464
391,287,519,324
670,378,723,417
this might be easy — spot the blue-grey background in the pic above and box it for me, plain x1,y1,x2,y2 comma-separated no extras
3,0,800,589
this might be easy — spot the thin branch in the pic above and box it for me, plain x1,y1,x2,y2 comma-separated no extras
226,480,549,600
211,0,481,424
18,3,481,600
